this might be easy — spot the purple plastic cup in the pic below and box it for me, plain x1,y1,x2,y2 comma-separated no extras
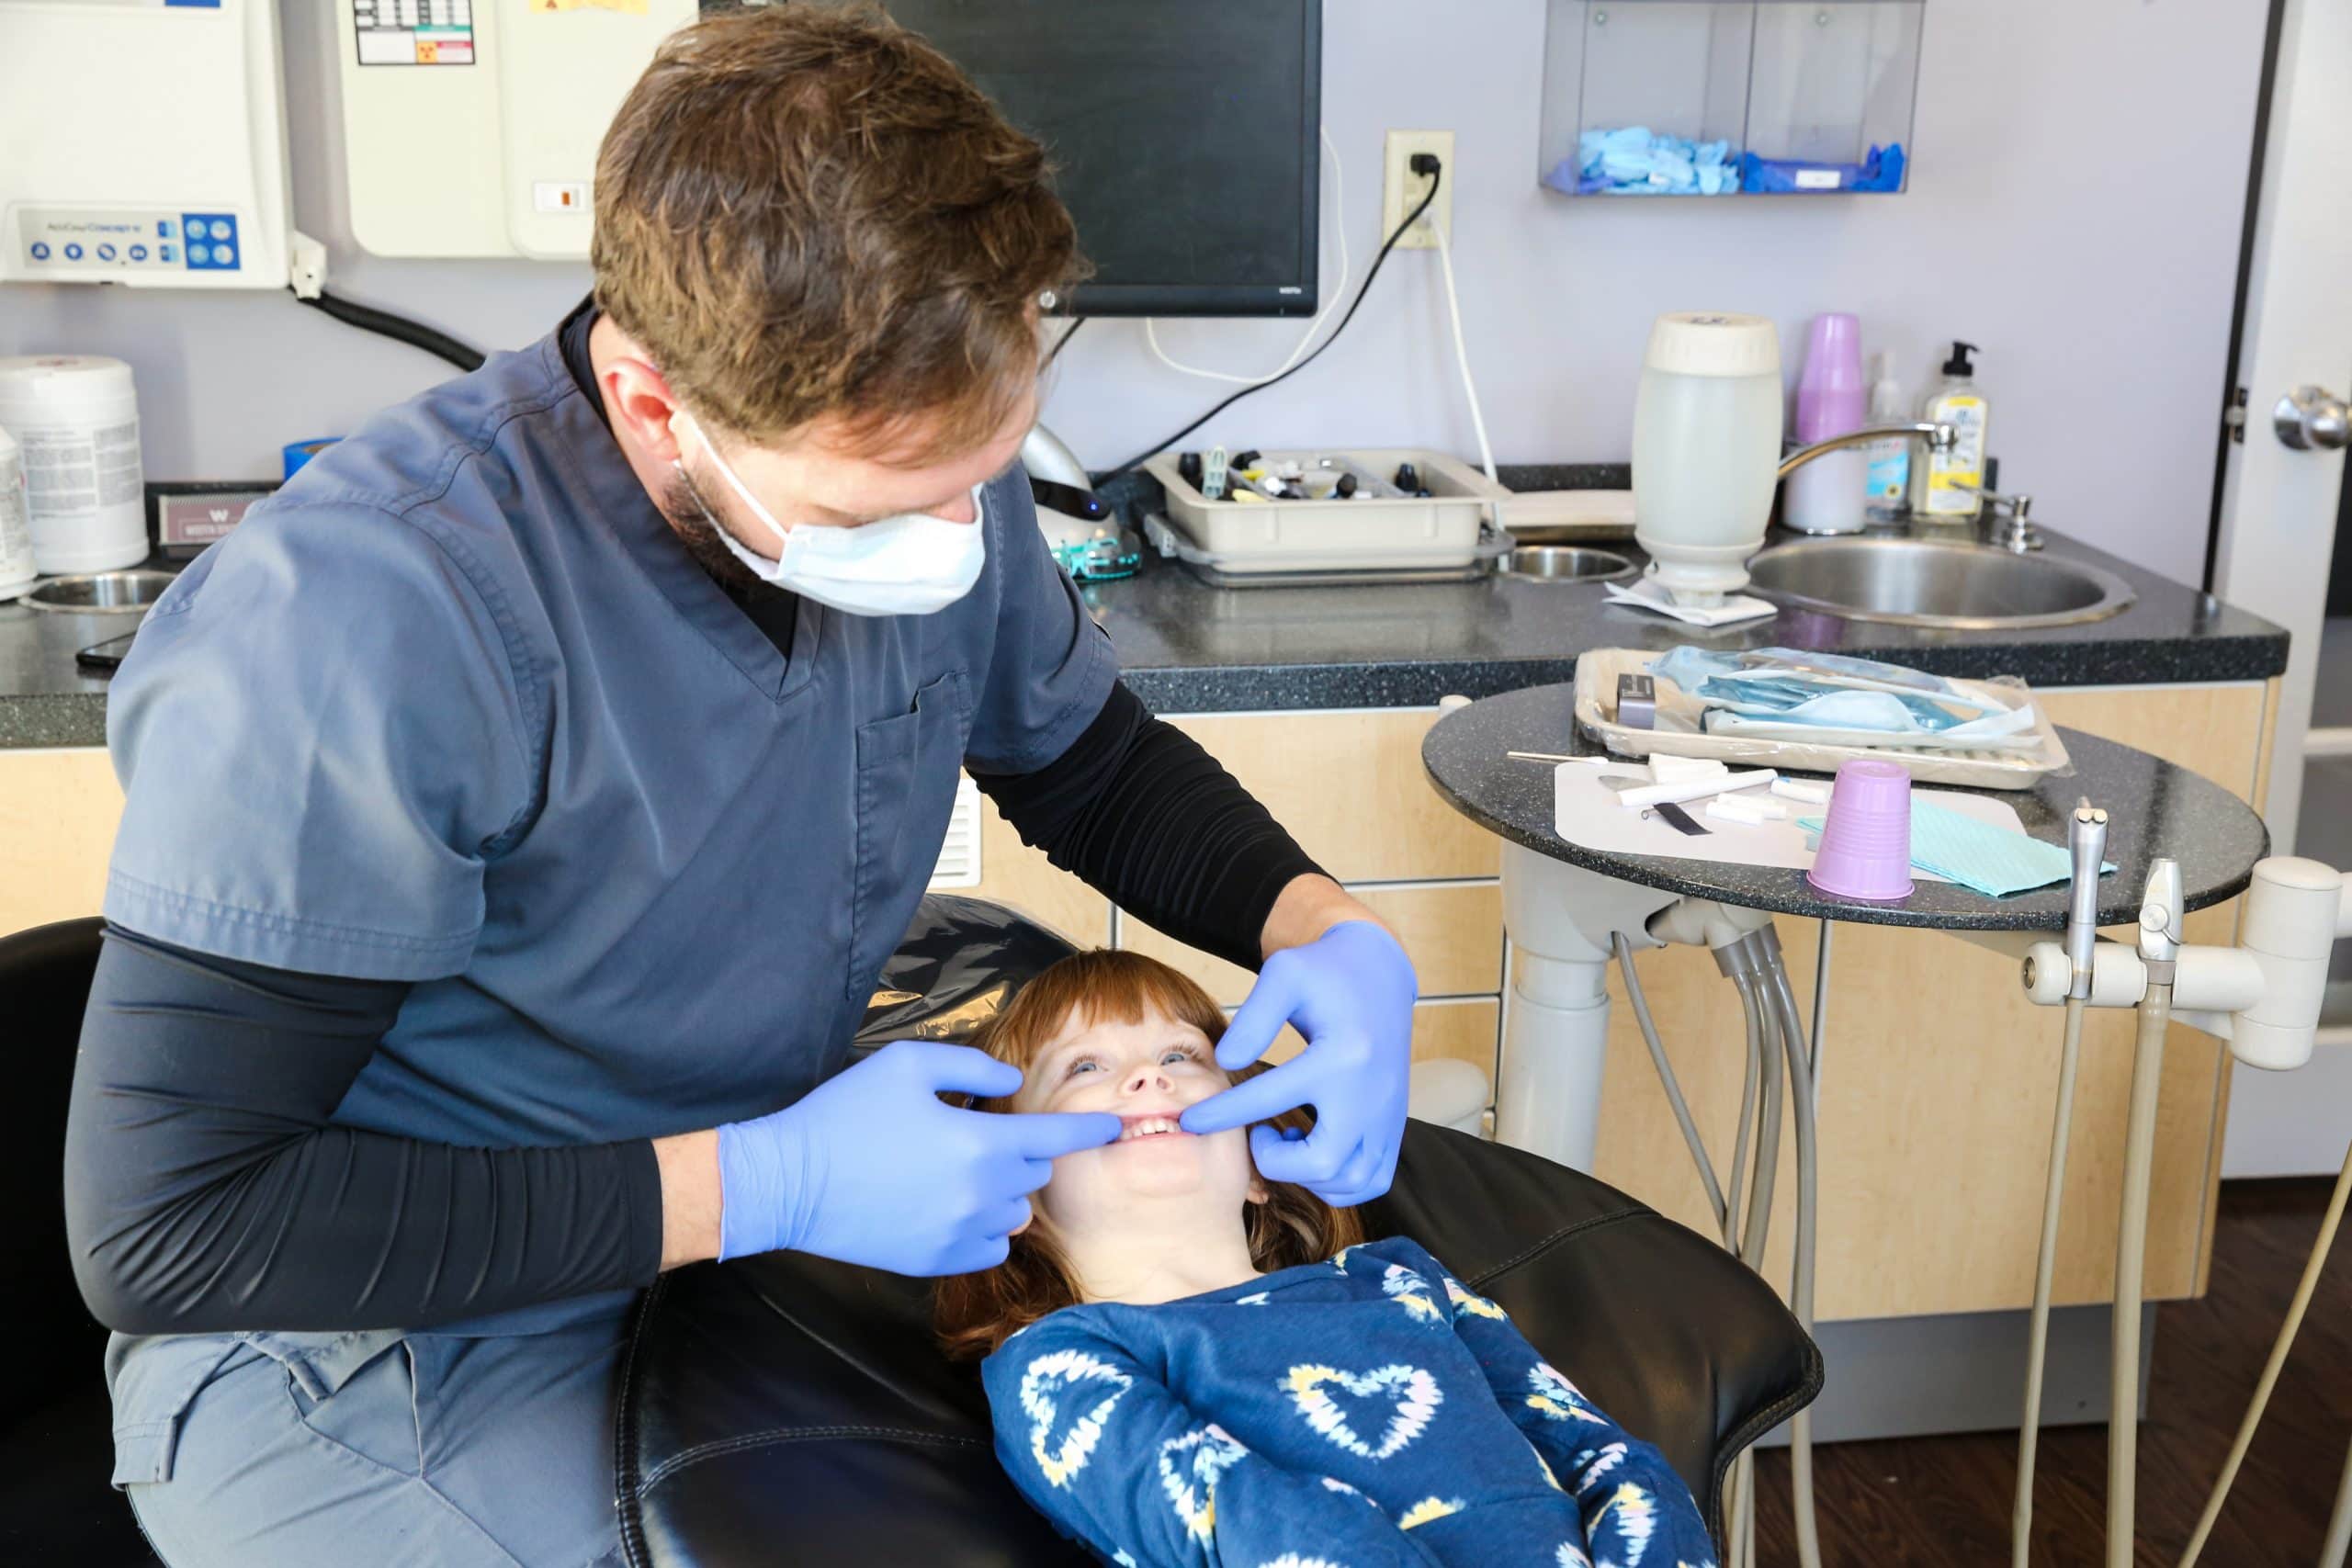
1807,758,1915,900
1795,312,1867,443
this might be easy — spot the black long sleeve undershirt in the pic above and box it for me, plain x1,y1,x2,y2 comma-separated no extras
973,680,1325,972
64,927,665,1335
64,680,1324,1334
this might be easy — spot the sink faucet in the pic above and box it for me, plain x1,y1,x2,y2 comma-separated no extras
1775,422,1957,481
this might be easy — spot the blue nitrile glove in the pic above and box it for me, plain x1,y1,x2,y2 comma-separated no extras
715,1040,1120,1275
1179,921,1419,1206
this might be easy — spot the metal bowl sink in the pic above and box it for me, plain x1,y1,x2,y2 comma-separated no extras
18,570,178,615
1505,545,1634,583
1745,537,2134,630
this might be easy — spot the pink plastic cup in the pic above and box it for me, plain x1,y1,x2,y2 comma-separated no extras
1807,759,1915,900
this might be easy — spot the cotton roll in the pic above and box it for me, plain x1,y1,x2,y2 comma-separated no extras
0,355,147,573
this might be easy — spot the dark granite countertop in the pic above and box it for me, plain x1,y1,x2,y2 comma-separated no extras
1094,531,2284,716
1421,682,2269,931
0,469,2291,748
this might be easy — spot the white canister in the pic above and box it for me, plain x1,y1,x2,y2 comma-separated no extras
0,355,148,574
1632,312,1783,604
0,426,37,595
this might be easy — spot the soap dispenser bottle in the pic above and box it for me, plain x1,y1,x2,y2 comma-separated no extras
1912,341,1990,519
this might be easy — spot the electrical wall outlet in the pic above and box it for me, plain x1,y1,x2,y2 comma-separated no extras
1382,130,1454,251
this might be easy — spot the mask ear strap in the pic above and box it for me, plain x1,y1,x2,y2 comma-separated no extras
675,412,792,550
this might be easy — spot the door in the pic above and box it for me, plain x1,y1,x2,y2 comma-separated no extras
2210,0,2352,1176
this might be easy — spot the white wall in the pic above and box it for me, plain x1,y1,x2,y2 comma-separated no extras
1,0,2268,585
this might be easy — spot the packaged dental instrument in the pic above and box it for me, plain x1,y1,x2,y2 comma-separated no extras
1569,647,2075,792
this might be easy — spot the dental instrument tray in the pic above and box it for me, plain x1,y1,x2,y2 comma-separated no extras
1570,647,2073,792
1142,447,1511,581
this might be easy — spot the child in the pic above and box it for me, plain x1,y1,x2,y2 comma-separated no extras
935,950,1716,1568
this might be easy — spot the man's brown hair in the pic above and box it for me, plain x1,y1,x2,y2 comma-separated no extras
593,4,1083,458
932,950,1363,1362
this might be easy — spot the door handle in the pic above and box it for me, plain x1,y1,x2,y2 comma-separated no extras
2272,385,2351,451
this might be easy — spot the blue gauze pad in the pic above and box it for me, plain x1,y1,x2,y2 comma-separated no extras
1799,799,2116,897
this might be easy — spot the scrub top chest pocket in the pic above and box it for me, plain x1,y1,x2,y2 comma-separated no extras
849,670,972,998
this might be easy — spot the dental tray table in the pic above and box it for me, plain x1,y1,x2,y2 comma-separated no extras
1142,446,1511,582
1426,682,2267,931
1572,647,2073,792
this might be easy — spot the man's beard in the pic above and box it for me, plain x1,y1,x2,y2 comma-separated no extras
657,469,763,597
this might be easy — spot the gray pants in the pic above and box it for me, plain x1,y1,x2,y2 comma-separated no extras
107,1304,633,1568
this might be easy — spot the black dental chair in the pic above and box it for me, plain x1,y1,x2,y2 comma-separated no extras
6,915,156,1565
616,896,1822,1567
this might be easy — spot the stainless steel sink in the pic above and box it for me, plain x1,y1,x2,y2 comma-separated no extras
1504,545,1634,583
1744,537,2134,630
18,570,178,615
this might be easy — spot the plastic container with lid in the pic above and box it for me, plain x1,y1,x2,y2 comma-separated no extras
0,355,148,574
1633,311,1782,604
0,425,37,595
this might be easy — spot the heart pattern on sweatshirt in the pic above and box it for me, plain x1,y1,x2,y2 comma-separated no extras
1283,1362,1442,1460
1019,1348,1131,1488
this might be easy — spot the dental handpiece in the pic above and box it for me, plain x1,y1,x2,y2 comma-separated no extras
2064,799,2109,999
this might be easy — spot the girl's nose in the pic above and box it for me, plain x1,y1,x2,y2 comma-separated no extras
1124,1065,1170,1095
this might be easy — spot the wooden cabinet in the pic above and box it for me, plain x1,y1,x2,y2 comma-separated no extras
0,748,122,935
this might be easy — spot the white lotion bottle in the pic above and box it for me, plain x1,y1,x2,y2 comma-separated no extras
1911,341,1991,519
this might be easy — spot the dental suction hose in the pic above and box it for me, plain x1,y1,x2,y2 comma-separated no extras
1756,931,1825,1568
2014,802,2108,1567
2109,858,2184,1568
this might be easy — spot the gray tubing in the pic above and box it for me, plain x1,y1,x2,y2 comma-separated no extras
2015,996,2086,1568
1615,932,1728,1235
1727,974,1763,1251
1740,958,1782,1272
2323,1433,2352,1567
1769,962,1826,1568
1809,919,1833,1114
2177,1132,2352,1566
2109,984,2171,1568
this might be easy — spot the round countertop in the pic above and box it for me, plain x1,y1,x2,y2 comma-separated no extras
1421,682,2270,931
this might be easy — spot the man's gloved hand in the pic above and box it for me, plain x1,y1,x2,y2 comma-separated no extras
715,1040,1119,1275
1179,921,1419,1206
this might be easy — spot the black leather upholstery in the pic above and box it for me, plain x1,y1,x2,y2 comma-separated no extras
2,917,158,1566
620,899,1822,1567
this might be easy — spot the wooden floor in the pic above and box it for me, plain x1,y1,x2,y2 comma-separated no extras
1748,1176,2352,1566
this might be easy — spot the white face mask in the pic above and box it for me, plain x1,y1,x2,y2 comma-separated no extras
673,414,988,618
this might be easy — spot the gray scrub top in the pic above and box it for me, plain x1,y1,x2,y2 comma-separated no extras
103,332,1115,1213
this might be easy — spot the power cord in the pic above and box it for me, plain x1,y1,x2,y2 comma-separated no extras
1428,205,1497,484
1144,127,1350,386
1097,154,1444,482
297,288,485,373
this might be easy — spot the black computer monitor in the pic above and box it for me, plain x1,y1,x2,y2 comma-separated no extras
866,0,1322,319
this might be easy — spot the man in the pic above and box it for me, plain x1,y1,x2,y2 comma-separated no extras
62,9,1417,1565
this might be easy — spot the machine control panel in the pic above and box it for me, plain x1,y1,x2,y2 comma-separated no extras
17,209,243,276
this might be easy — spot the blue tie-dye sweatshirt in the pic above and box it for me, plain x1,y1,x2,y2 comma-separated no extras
981,1235,1716,1567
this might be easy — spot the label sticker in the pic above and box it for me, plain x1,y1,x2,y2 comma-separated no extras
159,492,269,548
17,422,141,520
353,0,474,65
1793,169,1842,190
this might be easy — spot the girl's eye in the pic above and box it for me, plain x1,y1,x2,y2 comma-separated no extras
1161,1044,1202,1066
1064,1055,1101,1078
